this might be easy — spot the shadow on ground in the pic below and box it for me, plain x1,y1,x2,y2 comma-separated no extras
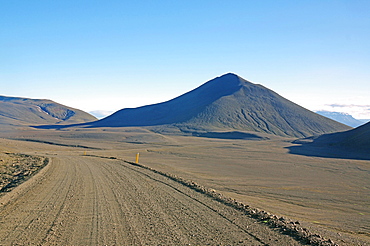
287,139,370,161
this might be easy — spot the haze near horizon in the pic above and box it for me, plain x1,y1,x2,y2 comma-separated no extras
1,1,369,119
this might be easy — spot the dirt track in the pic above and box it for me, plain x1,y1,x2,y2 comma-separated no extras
0,154,305,245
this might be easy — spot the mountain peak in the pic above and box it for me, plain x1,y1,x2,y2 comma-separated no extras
215,73,250,83
221,72,239,78
91,74,350,137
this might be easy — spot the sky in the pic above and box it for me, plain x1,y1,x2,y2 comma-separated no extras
1,1,370,119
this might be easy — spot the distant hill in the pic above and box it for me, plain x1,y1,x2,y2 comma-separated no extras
0,95,97,127
89,73,350,138
315,111,365,128
290,121,370,160
310,121,370,151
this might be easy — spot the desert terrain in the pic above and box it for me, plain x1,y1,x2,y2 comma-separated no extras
0,127,368,245
4,0,369,244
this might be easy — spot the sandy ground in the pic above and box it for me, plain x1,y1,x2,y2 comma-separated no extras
1,150,302,245
0,127,369,245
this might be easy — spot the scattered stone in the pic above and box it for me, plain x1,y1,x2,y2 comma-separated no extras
122,159,339,245
0,153,49,194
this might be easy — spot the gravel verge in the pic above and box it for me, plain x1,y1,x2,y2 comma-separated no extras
122,158,339,246
0,152,49,194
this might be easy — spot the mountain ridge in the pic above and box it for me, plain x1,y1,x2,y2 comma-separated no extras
315,110,365,128
310,121,370,150
89,73,350,138
289,121,370,160
0,95,97,127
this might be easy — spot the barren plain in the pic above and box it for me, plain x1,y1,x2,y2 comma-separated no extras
0,127,369,245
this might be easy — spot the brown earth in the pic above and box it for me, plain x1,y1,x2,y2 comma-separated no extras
0,152,48,193
0,145,301,245
0,127,369,245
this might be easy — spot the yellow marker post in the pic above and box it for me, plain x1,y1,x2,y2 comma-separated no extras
135,153,140,164
84,151,86,156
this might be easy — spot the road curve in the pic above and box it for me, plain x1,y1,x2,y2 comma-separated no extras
0,155,302,245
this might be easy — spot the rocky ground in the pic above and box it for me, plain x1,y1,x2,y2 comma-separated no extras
1,154,307,245
0,152,48,193
0,130,368,245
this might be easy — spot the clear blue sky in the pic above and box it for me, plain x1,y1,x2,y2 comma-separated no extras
1,1,369,119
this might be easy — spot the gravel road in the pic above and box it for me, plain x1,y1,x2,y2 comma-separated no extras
0,154,303,245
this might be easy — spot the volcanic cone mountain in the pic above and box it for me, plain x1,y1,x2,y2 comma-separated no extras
91,73,350,138
0,95,97,127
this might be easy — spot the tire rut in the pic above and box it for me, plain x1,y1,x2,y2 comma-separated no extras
113,160,268,244
0,155,304,245
0,158,77,244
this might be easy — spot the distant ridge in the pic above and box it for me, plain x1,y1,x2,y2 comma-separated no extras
0,95,97,127
315,110,365,128
90,73,350,138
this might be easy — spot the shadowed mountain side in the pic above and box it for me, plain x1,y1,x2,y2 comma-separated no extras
0,95,97,126
88,73,350,138
288,122,370,160
92,73,245,127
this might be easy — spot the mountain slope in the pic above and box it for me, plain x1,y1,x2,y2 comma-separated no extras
315,111,365,128
289,121,370,160
0,95,97,126
311,121,370,151
90,73,350,138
